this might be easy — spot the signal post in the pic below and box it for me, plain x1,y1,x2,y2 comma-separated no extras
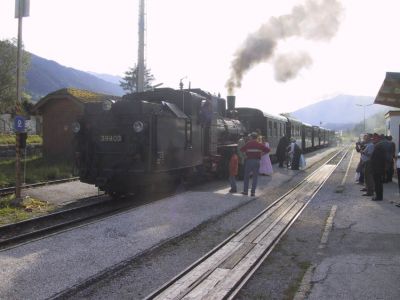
13,0,29,205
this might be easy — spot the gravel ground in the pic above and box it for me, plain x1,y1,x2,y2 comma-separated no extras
0,147,338,300
61,147,400,300
22,181,101,206
62,148,338,300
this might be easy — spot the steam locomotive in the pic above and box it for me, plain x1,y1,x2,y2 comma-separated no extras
74,88,334,196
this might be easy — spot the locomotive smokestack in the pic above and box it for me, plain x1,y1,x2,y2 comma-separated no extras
227,95,236,111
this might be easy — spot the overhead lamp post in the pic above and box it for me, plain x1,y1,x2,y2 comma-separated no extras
356,103,373,133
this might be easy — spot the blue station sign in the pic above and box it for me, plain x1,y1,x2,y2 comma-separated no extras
14,115,26,132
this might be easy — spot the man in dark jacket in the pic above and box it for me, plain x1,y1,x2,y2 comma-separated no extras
370,135,387,201
276,135,289,168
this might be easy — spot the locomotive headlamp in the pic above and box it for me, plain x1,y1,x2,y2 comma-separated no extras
133,121,144,133
102,99,115,111
71,121,81,133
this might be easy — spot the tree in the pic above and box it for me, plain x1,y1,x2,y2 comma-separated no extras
352,111,386,135
119,64,155,93
0,39,31,113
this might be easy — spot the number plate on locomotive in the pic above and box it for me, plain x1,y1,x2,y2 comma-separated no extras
100,135,123,142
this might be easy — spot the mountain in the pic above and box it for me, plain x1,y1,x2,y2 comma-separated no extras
87,72,123,85
290,95,389,129
25,54,125,100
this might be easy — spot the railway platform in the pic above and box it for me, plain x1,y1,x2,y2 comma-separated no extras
0,147,399,299
295,154,400,300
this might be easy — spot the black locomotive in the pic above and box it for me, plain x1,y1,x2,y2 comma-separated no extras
74,88,334,196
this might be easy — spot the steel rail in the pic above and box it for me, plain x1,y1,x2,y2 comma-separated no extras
145,147,349,300
0,194,131,251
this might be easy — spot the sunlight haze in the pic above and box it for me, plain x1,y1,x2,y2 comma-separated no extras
1,0,399,115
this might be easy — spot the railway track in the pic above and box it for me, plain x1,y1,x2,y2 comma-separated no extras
0,177,80,197
0,179,188,251
0,194,137,250
145,147,349,300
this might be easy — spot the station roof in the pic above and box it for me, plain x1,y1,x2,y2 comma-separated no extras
33,88,121,112
374,72,400,108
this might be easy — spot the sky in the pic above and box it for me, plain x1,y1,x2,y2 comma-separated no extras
1,0,400,115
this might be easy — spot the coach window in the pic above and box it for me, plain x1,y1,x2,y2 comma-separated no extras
273,122,277,137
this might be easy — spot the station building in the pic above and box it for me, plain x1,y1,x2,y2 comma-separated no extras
375,72,400,153
33,88,121,158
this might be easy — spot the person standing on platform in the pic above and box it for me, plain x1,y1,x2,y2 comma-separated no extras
228,148,239,193
360,134,374,196
355,134,367,184
370,134,386,201
240,132,270,197
288,139,302,170
276,135,289,168
259,136,273,176
237,134,246,177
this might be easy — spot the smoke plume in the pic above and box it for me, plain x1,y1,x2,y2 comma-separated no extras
274,52,313,82
226,0,343,95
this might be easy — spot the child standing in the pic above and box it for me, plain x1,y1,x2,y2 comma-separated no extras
229,149,239,193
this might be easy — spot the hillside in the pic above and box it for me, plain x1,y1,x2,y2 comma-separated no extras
25,54,125,100
22,53,389,130
87,72,123,85
290,95,389,129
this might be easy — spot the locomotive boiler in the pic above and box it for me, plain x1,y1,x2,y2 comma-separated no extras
74,88,246,196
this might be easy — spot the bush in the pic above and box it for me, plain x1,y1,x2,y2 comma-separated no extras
0,134,42,145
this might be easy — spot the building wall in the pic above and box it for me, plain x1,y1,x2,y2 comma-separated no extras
41,98,83,158
386,113,400,154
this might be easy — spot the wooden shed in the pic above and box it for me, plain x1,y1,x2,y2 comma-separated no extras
33,88,121,158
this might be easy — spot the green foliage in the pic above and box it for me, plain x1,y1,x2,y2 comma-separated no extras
352,111,387,135
120,64,155,93
0,39,31,113
0,194,54,225
0,134,42,145
0,155,73,188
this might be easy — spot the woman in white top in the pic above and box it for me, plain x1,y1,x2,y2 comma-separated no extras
259,136,273,175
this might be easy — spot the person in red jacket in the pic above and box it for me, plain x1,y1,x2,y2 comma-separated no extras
228,149,239,193
240,132,270,196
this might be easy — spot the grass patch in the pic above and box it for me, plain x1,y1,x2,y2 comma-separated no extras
0,134,42,145
284,260,312,300
0,155,74,188
0,194,55,225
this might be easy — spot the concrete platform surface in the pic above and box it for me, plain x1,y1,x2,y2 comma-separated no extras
305,151,400,300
